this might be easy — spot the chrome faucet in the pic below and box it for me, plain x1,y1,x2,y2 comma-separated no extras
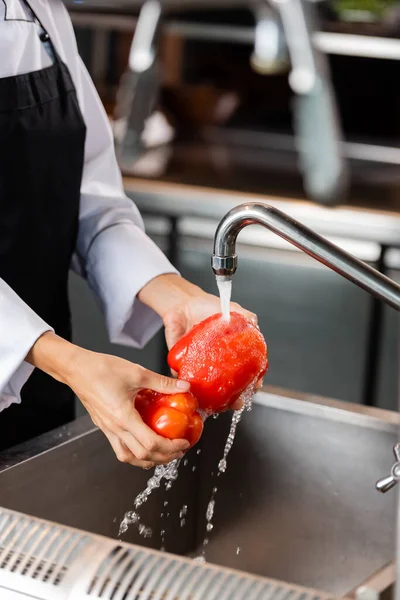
212,203,400,310
211,202,400,494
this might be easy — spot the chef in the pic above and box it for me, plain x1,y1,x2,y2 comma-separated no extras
0,0,255,467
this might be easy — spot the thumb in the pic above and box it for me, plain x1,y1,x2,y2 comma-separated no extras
139,368,190,395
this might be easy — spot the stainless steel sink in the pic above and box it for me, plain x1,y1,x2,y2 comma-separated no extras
0,387,398,597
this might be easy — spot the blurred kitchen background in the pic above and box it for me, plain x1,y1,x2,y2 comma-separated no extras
64,0,400,412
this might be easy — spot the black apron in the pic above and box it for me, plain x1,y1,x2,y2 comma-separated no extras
0,1,86,451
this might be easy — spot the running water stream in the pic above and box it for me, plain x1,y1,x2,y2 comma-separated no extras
216,277,232,321
196,379,256,562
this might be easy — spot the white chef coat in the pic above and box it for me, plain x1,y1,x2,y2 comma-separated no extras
0,0,178,411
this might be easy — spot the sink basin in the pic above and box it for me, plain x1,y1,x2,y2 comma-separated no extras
0,388,397,597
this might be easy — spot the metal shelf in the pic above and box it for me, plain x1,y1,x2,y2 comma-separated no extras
69,11,400,60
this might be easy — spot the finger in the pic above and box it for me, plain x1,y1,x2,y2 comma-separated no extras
120,425,187,465
103,429,155,469
133,419,190,453
231,303,258,326
137,366,190,395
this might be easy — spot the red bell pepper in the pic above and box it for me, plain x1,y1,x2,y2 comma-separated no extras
168,312,268,414
136,390,203,448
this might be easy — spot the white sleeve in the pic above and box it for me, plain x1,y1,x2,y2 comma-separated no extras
74,58,178,348
0,279,52,410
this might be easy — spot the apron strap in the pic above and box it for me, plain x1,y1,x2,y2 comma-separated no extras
20,0,59,64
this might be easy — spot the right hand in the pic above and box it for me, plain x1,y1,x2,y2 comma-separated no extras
26,333,191,469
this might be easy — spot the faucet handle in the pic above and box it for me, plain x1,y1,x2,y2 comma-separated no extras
376,443,400,493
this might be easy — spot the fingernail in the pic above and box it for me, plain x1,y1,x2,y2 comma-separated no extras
177,380,190,390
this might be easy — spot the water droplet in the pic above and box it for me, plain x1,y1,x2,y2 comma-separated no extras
138,524,152,538
194,555,206,564
236,546,241,555
206,499,215,522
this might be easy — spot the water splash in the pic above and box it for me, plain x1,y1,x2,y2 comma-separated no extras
118,459,181,537
133,459,180,510
118,511,140,536
217,277,232,321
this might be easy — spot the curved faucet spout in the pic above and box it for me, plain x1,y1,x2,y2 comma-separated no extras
211,203,400,311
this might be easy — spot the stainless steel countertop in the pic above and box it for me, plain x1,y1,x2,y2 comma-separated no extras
0,416,95,474
124,178,400,247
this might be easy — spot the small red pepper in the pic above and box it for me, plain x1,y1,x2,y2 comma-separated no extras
168,312,268,414
135,390,203,448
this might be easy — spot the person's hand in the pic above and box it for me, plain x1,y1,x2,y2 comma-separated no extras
162,291,257,350
26,333,190,469
138,274,260,407
137,273,256,349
